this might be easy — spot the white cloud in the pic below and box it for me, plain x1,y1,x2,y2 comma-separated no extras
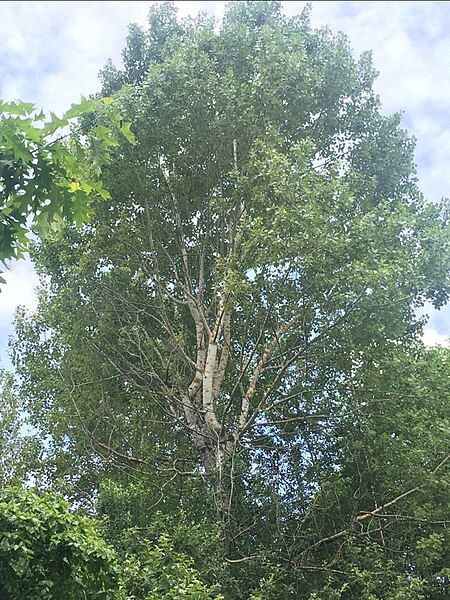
0,1,152,112
0,259,39,368
0,259,39,316
422,326,450,349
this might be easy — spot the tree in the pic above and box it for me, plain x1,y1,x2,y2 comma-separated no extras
0,487,119,599
117,530,223,599
10,2,450,598
0,371,30,486
272,345,450,599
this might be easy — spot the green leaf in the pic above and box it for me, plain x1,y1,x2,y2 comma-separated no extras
63,96,97,120
2,132,33,162
120,122,137,145
43,112,68,134
0,100,35,116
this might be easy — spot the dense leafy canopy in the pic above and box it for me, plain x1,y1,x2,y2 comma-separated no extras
3,2,450,598
0,488,119,599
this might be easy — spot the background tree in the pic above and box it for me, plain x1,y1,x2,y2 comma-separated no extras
0,370,34,486
10,2,450,598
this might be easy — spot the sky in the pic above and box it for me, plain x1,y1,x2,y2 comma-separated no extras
0,0,449,368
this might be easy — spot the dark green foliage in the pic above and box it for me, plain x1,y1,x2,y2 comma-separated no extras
117,531,223,599
0,488,119,599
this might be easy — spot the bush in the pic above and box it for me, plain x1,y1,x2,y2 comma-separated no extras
0,488,119,599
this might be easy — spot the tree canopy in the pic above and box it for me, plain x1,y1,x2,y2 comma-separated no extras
4,2,450,598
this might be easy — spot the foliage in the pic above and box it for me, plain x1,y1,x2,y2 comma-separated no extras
242,346,450,598
0,96,135,262
7,2,450,598
117,531,223,600
98,479,225,587
0,371,44,487
0,371,25,485
0,487,119,599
